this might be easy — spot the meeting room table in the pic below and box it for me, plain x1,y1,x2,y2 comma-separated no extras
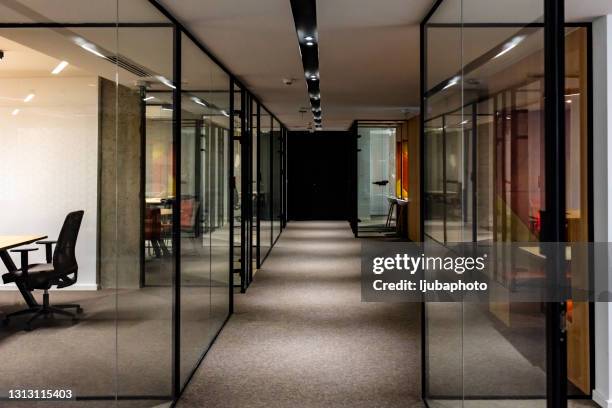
0,235,47,308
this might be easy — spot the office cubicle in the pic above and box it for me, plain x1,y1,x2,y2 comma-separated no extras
0,0,286,405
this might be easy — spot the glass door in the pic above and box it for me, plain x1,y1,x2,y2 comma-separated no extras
356,123,403,237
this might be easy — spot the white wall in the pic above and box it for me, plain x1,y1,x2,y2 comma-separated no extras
0,76,99,290
593,14,612,408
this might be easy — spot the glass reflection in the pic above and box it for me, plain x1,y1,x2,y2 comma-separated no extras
179,32,230,387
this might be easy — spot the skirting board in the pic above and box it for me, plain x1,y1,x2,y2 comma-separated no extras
0,283,98,291
594,389,612,408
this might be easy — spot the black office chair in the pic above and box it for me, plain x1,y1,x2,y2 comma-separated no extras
2,211,84,331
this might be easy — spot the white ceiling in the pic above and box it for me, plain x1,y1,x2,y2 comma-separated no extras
159,0,612,131
3,0,612,130
0,36,88,78
316,0,431,129
157,0,307,127
158,0,432,130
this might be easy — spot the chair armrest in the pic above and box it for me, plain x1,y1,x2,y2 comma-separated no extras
36,240,57,263
10,248,38,276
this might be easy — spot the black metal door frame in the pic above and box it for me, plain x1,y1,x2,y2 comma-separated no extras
543,0,567,406
256,103,262,267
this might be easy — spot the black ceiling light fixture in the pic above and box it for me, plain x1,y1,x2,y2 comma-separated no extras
289,0,322,130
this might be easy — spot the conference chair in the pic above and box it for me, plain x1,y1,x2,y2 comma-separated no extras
2,211,84,331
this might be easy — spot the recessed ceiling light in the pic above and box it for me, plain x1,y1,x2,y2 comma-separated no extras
310,75,318,80
143,96,155,101
306,41,314,46
11,109,19,116
305,36,314,41
24,93,35,103
52,60,69,74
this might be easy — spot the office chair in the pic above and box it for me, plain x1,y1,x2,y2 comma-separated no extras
2,211,84,331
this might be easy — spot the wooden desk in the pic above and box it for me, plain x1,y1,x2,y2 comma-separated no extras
0,235,47,307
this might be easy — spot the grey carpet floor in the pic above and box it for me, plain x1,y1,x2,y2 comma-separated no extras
177,221,424,408
0,286,226,405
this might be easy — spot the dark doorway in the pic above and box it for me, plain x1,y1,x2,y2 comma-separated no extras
287,131,352,220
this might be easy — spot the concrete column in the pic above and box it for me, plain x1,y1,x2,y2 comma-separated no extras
98,78,143,289
593,14,612,408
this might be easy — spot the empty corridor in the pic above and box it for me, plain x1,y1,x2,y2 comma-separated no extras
177,221,421,408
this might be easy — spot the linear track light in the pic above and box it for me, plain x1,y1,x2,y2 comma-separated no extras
493,35,525,59
81,43,106,59
52,61,69,74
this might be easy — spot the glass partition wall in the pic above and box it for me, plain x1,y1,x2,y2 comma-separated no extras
422,1,592,407
257,112,286,264
252,100,260,269
232,83,244,289
0,1,286,406
259,109,273,261
272,118,283,244
178,32,231,389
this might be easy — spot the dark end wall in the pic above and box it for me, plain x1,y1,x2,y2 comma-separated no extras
287,131,353,220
